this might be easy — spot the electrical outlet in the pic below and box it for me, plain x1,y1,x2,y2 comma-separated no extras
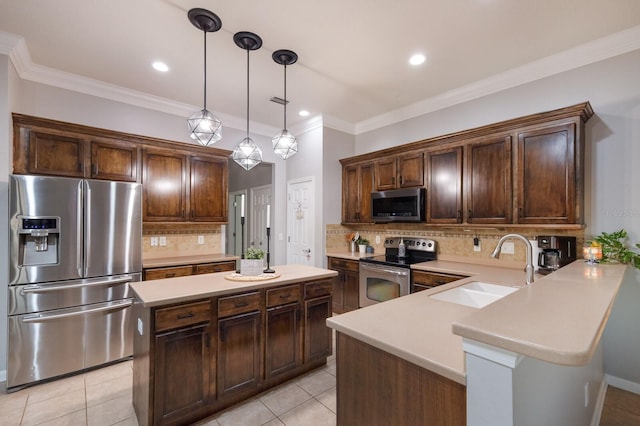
150,237,158,247
159,236,167,246
375,235,381,244
197,235,204,245
501,241,515,254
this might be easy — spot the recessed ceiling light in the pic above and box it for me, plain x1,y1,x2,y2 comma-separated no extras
409,53,426,66
152,61,169,72
298,110,310,117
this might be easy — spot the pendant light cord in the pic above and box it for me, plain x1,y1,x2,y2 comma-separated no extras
203,31,207,111
283,64,287,131
246,48,250,139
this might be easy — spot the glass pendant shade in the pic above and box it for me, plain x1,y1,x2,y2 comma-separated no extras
272,129,298,159
188,109,222,145
232,136,263,171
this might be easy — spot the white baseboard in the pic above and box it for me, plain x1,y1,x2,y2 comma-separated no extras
606,374,640,394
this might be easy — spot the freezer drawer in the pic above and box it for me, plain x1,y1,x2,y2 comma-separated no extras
8,273,140,315
7,299,133,390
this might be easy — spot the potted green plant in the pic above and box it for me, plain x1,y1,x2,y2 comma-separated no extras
242,247,265,276
591,229,640,268
357,238,369,254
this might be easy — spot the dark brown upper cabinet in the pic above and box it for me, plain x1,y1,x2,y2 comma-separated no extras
91,138,138,182
375,153,424,190
464,135,512,224
425,146,463,224
142,149,188,222
21,130,86,177
342,162,375,224
189,155,228,222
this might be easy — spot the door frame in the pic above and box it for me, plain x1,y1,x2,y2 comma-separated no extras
227,190,247,257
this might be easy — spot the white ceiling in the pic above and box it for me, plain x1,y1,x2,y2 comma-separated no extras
1,0,640,135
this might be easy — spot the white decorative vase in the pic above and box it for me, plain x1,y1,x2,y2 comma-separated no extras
241,259,264,276
359,244,367,254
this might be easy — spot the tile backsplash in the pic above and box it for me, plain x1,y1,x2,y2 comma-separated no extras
326,223,584,265
143,225,223,258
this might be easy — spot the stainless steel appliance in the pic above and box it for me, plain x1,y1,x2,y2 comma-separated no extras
359,237,436,307
371,188,426,223
8,174,142,390
536,235,577,275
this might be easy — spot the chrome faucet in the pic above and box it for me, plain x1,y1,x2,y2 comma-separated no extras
491,233,535,285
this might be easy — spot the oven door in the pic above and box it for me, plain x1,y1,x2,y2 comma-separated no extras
359,262,410,307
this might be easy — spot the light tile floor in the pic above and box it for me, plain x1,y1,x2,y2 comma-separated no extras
0,354,337,426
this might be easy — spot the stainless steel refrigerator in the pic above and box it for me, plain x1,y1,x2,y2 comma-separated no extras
8,174,142,390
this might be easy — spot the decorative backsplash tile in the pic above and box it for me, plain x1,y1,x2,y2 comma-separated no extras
143,227,223,258
326,223,584,264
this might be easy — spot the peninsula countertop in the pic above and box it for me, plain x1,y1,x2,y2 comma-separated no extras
132,264,338,308
326,258,628,385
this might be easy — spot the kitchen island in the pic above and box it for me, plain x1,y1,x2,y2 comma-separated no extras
131,264,337,426
327,259,631,426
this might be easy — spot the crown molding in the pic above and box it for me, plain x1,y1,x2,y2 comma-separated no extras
354,24,640,135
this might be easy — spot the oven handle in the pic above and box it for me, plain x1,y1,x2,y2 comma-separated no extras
360,263,408,277
21,299,133,323
21,276,134,294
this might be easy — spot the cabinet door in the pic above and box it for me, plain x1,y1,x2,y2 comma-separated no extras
217,311,262,398
142,149,187,221
154,324,212,425
517,124,576,223
466,136,512,223
426,147,463,223
375,158,398,190
265,303,301,379
90,139,138,182
342,163,374,223
331,272,345,313
190,155,228,222
398,153,424,188
27,131,86,177
343,271,360,312
304,296,333,363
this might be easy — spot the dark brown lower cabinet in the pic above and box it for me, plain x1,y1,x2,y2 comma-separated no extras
154,325,212,425
304,295,333,362
265,303,301,379
336,332,466,426
217,311,261,398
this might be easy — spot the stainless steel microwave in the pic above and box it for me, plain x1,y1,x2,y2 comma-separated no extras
371,188,425,223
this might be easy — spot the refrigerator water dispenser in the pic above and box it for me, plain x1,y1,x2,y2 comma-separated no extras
19,217,60,266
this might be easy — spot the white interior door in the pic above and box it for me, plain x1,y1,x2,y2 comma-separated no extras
287,178,314,266
249,185,271,252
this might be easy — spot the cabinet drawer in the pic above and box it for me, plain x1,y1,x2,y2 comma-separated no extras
304,280,333,299
411,271,466,287
194,261,236,274
155,300,211,333
328,257,359,273
144,266,193,281
266,285,301,308
218,292,261,318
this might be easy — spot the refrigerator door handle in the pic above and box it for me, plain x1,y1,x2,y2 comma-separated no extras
21,275,134,294
21,299,133,323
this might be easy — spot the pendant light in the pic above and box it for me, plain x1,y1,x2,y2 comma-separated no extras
187,8,223,146
232,32,263,171
272,49,298,160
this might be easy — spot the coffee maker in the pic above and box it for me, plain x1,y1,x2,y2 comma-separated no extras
537,236,577,275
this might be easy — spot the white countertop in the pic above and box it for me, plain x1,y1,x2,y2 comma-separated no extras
132,264,337,308
326,258,628,385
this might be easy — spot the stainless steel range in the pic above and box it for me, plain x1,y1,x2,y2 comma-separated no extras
8,175,142,391
359,237,436,307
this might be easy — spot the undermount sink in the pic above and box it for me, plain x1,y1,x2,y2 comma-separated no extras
429,281,519,309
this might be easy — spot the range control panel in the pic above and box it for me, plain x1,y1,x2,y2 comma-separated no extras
383,237,436,252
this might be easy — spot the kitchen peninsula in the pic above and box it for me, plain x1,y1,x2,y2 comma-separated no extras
130,264,337,426
327,259,631,426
